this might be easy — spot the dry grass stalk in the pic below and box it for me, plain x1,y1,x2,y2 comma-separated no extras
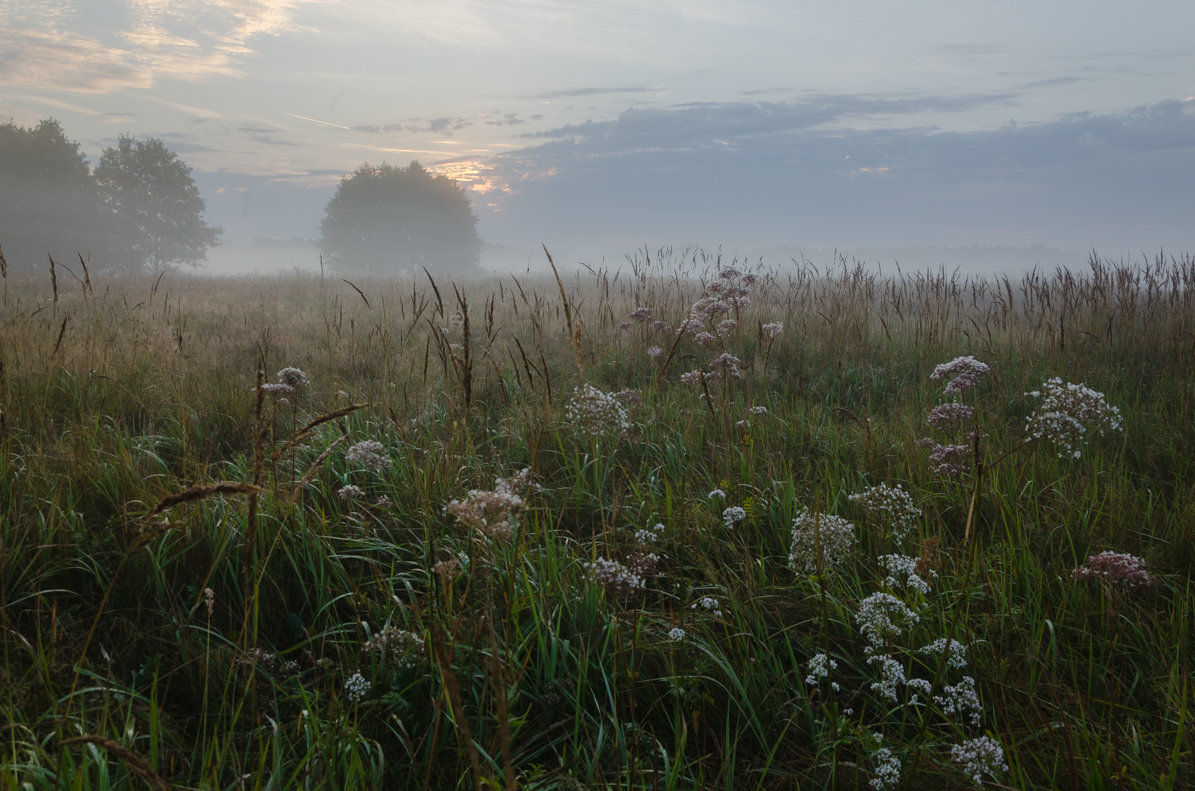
59,735,171,791
431,624,484,791
291,434,349,496
272,402,375,459
543,245,584,380
144,482,263,521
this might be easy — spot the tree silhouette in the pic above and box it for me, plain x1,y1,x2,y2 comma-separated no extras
94,135,221,273
0,119,107,274
319,161,482,278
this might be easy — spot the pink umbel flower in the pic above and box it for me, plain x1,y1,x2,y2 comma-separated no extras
930,356,990,395
1072,551,1154,588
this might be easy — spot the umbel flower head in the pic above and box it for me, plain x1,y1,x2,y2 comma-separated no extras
565,383,632,436
789,509,856,575
346,439,391,471
930,355,990,395
1072,550,1153,588
1025,378,1122,459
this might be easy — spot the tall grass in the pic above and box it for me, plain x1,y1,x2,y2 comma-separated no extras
1,249,1192,789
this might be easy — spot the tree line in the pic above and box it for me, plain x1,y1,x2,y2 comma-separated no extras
0,118,484,278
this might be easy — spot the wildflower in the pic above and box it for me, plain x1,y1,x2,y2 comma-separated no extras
650,320,669,334
708,488,726,500
619,321,631,332
854,592,919,652
646,345,664,359
762,321,783,338
588,556,646,596
719,267,741,279
494,467,533,496
344,671,370,704
634,523,665,545
363,626,426,668
923,441,971,478
613,388,642,407
1072,550,1153,588
261,382,294,400
850,483,921,542
1025,378,1122,459
276,367,309,392
930,355,990,395
690,596,723,617
926,401,974,428
920,637,969,670
906,676,933,703
709,352,744,378
789,509,856,575
629,307,653,323
346,440,391,471
693,331,718,349
433,555,465,580
668,626,686,641
934,676,983,728
717,318,738,335
867,734,902,791
950,736,1008,787
680,370,705,385
203,587,215,617
878,554,934,596
338,484,364,501
867,653,906,702
722,506,747,528
748,405,768,416
374,495,392,507
805,652,839,690
565,383,631,436
446,487,524,541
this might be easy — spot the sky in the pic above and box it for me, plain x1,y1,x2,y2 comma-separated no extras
2,0,1193,272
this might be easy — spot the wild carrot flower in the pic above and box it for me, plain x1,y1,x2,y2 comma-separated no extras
878,554,934,595
565,383,631,436
930,355,990,395
867,653,907,702
920,638,969,670
789,509,856,575
867,734,902,791
1072,550,1153,588
668,626,686,641
950,736,1008,786
363,626,426,668
346,440,391,470
1025,378,1122,458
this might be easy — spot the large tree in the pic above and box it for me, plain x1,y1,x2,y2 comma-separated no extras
0,119,108,274
319,161,482,277
94,135,221,273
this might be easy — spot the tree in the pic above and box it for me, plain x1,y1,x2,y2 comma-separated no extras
0,119,108,274
93,135,221,273
319,161,482,278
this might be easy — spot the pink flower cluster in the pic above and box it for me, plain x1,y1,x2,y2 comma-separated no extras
1072,551,1154,588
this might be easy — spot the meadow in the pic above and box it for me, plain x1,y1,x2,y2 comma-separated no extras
1,248,1192,789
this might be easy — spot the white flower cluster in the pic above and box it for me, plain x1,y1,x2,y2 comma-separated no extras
878,554,935,596
362,625,426,669
690,595,723,618
346,439,391,471
565,383,632,436
722,505,747,528
343,671,370,704
804,652,840,690
588,556,646,596
934,675,983,728
854,592,919,652
338,484,365,501
867,735,902,791
950,736,1008,786
1024,378,1123,459
920,637,969,670
634,522,665,545
850,483,922,542
789,509,856,575
668,626,686,641
867,653,907,702
445,488,525,542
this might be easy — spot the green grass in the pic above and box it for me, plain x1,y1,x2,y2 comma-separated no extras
1,249,1193,789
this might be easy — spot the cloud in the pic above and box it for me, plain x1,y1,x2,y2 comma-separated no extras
479,96,1195,251
0,0,312,93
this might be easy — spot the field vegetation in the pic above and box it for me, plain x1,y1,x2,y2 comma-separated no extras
1,248,1193,789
